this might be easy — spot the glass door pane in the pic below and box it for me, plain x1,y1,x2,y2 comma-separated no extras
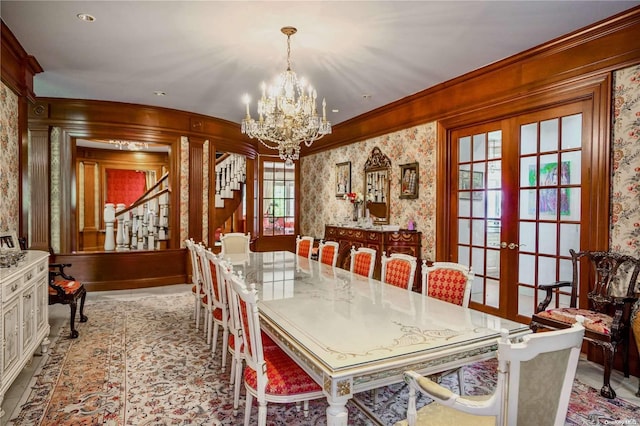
516,113,582,317
457,128,502,310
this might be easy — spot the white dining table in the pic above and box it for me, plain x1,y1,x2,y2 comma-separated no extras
228,251,530,426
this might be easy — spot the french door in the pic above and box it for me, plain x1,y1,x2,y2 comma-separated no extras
450,101,592,321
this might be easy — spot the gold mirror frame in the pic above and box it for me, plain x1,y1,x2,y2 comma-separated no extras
364,147,391,225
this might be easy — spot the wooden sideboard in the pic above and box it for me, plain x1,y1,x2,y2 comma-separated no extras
0,250,50,417
324,225,422,290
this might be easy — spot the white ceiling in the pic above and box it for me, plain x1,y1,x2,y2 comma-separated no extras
2,1,638,126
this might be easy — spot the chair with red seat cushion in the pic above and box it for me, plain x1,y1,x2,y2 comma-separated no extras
350,246,377,278
49,257,88,339
381,252,417,290
530,249,640,399
317,240,339,266
228,272,324,426
197,245,229,367
420,260,474,391
421,261,473,307
185,238,205,330
295,235,314,259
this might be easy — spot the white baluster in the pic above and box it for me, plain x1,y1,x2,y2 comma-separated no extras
104,203,116,251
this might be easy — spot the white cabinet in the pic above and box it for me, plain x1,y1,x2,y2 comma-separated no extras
0,250,49,417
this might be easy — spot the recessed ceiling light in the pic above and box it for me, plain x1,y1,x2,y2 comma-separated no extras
332,109,339,113
154,91,166,96
76,13,96,22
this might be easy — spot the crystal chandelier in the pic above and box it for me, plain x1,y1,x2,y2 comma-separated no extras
241,26,331,165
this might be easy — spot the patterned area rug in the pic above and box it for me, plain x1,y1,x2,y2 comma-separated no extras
7,292,640,425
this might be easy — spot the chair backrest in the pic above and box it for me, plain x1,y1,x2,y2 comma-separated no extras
350,246,377,278
296,235,314,259
220,260,240,342
220,232,251,257
185,239,202,287
228,272,266,385
421,260,474,307
318,240,339,266
498,317,585,425
380,252,417,290
196,244,224,311
567,249,640,310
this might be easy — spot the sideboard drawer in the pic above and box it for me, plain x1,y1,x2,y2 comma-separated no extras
2,277,22,302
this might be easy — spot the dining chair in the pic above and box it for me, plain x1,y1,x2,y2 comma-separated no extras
295,235,314,259
185,239,205,330
317,240,339,266
222,263,279,416
228,272,324,426
220,232,251,259
201,247,231,369
397,316,585,426
530,249,640,399
349,246,377,278
420,260,474,391
381,252,417,290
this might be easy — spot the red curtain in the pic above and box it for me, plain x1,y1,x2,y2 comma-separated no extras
106,169,146,206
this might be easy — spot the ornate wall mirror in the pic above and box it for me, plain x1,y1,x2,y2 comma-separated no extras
364,147,391,225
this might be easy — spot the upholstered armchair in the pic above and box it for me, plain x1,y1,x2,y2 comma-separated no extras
530,249,640,399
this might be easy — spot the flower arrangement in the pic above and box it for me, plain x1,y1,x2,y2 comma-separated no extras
344,192,364,204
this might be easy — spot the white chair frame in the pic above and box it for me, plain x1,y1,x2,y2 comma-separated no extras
295,235,314,259
185,239,204,330
220,232,251,258
403,317,585,426
421,260,474,306
380,251,417,290
318,240,339,266
349,246,377,278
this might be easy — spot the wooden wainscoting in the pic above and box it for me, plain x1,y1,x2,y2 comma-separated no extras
53,249,188,291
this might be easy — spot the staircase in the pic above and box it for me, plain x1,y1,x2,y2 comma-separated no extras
213,153,246,233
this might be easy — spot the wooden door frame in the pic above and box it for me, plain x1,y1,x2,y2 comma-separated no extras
436,75,612,317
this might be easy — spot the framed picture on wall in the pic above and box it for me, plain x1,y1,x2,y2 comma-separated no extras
336,161,351,198
399,162,419,199
0,231,20,252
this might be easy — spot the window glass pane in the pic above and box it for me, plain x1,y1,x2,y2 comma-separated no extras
486,249,500,278
519,221,536,252
485,279,499,308
458,219,470,245
520,123,538,155
471,247,485,275
538,223,557,255
487,131,502,159
539,154,559,186
562,187,580,221
538,256,557,287
472,163,485,189
487,161,501,189
262,160,295,236
521,156,537,187
458,197,471,217
559,223,580,256
519,254,535,285
473,133,486,161
518,285,535,317
540,118,559,152
486,190,501,218
520,189,537,220
561,114,582,149
472,193,485,218
561,151,581,185
459,136,471,163
458,245,470,266
471,276,483,303
487,220,500,248
472,219,485,246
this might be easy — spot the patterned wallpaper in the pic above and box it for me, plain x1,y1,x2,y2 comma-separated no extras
611,64,640,256
300,123,438,261
301,65,640,262
0,82,20,233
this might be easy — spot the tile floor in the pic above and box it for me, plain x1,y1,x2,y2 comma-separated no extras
1,283,638,425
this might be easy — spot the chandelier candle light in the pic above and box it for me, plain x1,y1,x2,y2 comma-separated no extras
241,26,331,165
